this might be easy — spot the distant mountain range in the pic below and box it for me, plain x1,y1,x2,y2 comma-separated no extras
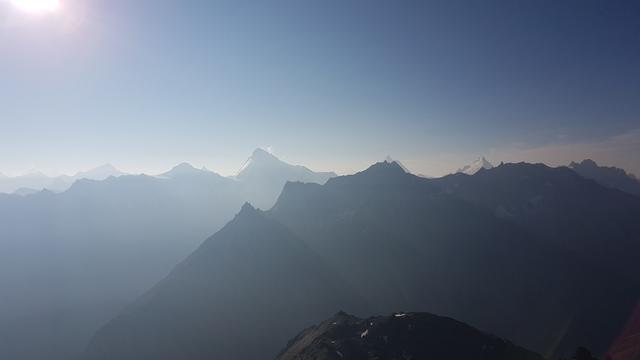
569,159,640,197
83,160,640,360
276,311,543,360
0,149,336,360
2,153,639,360
0,164,126,194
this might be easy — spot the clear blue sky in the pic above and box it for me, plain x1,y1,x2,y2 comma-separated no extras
1,0,639,176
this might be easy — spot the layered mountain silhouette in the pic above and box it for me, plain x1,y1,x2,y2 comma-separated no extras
0,150,336,360
276,311,543,360
84,203,365,360
0,171,244,360
0,164,126,194
432,162,640,277
84,160,640,360
235,148,336,209
456,156,494,174
569,159,640,197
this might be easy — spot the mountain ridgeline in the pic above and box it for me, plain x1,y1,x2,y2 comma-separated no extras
83,160,640,360
0,164,126,194
84,203,365,360
569,159,640,197
0,150,335,360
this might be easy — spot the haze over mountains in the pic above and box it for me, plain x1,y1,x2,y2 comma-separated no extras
235,148,336,209
569,159,640,197
0,152,638,360
0,149,336,360
0,164,126,194
83,159,640,360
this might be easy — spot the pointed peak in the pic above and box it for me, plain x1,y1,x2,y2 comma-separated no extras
573,159,598,168
384,156,410,173
242,201,255,210
456,157,494,175
171,162,197,172
250,148,279,162
161,162,204,177
348,161,409,181
236,148,283,176
237,202,261,217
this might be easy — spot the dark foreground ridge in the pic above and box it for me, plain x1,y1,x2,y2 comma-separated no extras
276,311,543,360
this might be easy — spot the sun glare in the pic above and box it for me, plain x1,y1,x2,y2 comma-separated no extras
11,0,60,13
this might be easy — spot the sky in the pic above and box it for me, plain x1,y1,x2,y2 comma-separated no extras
1,0,639,177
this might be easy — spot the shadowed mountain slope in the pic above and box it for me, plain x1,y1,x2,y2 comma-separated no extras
0,151,337,360
269,162,639,357
431,162,640,278
84,161,640,359
569,159,640,197
83,204,365,360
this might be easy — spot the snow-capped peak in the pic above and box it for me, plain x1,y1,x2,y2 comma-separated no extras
456,157,494,175
236,148,280,176
384,156,410,173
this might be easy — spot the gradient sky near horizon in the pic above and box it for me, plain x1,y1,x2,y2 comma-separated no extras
1,0,639,177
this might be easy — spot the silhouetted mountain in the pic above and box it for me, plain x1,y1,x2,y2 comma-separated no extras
457,156,494,174
432,162,640,277
159,162,211,178
83,203,365,360
569,159,640,196
87,161,639,360
270,162,639,357
384,155,410,173
0,150,340,360
276,311,543,360
235,148,336,208
0,164,127,193
0,172,246,360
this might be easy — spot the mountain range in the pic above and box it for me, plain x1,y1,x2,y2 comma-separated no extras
84,203,365,360
569,159,640,197
0,164,126,194
0,149,335,360
82,160,640,360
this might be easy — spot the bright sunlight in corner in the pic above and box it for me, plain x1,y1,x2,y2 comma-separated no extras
11,0,60,13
